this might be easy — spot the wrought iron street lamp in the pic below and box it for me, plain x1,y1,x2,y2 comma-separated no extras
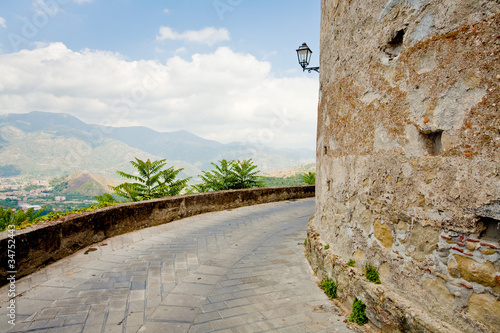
296,42,319,73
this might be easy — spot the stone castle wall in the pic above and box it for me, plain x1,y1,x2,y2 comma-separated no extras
308,0,499,332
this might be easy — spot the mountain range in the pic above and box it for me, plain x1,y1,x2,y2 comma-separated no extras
0,111,315,180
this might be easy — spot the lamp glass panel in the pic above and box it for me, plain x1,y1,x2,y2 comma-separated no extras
297,49,309,67
305,48,312,65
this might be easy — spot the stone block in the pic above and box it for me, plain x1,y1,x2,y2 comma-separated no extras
422,277,455,320
406,223,439,261
352,249,365,269
467,292,500,332
481,247,496,255
374,220,393,248
466,241,477,252
453,254,497,287
352,202,373,235
378,262,392,284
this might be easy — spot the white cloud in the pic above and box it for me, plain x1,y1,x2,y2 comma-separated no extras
174,47,187,54
0,43,318,150
74,0,93,3
0,17,6,29
163,9,170,14
156,26,230,46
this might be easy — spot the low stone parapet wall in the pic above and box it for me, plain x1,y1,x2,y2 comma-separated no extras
0,186,314,286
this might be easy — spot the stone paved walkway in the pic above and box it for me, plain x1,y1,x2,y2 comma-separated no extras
0,199,352,332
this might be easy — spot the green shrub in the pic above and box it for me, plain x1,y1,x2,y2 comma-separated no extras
110,158,191,201
348,298,368,325
304,238,307,246
320,278,338,299
324,244,330,250
195,159,264,192
365,263,381,284
34,206,96,224
302,172,316,185
94,193,119,208
347,259,356,267
262,174,303,187
0,207,44,231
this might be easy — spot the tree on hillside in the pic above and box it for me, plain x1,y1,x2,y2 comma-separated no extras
261,174,304,187
194,159,264,192
0,165,21,177
109,158,191,201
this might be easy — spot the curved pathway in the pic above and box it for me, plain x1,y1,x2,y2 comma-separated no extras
0,199,352,332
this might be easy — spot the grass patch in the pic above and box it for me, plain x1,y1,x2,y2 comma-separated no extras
349,298,368,325
320,278,338,299
347,259,356,267
365,263,381,284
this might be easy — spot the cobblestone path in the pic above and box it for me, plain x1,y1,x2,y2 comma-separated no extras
0,198,352,332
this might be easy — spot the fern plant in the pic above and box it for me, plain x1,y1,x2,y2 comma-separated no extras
232,159,265,189
199,159,236,191
302,171,316,185
94,193,120,207
186,183,211,194
109,158,191,201
195,159,264,192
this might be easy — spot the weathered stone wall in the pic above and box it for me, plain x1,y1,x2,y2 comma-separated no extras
309,0,499,332
0,186,314,286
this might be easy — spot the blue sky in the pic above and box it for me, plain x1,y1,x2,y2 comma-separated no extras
0,0,320,150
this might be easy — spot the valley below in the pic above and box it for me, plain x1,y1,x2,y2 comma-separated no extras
0,111,316,211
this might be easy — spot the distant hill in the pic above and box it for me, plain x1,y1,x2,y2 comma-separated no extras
0,125,164,179
0,111,315,179
64,171,117,196
264,163,316,177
